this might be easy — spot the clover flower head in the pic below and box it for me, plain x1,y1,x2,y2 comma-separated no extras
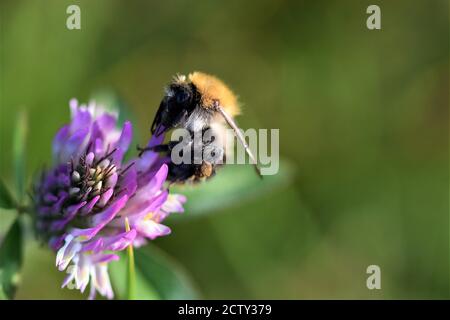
33,99,186,299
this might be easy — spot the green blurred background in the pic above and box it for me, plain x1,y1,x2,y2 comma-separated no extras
0,0,448,299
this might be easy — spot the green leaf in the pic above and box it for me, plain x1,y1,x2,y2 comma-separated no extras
0,219,23,299
170,159,295,217
134,245,199,300
13,111,27,200
0,179,16,209
109,253,159,300
0,287,7,300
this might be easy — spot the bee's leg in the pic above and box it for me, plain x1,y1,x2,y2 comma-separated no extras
138,139,186,156
137,144,171,157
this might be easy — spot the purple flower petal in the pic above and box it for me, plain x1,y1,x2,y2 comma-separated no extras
116,189,168,224
60,127,89,162
119,165,138,197
43,193,58,204
92,253,119,264
162,194,187,214
80,195,100,215
136,133,165,172
56,235,82,271
69,102,92,134
94,137,104,155
96,113,117,134
81,238,104,253
115,121,132,157
71,195,128,241
136,219,171,240
147,164,168,194
49,235,66,251
102,229,137,251
52,125,70,160
111,149,124,166
51,201,87,231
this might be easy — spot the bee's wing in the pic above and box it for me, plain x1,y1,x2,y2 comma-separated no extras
217,105,262,178
151,99,166,136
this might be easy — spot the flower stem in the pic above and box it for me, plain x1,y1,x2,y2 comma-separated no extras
125,217,136,300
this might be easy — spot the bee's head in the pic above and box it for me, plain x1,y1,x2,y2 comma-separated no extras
151,81,197,136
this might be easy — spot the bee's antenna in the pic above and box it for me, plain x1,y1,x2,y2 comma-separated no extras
215,103,262,179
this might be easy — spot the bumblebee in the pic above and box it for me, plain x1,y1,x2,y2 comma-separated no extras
141,71,261,183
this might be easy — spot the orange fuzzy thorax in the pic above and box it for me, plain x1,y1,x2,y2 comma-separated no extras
188,72,240,117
